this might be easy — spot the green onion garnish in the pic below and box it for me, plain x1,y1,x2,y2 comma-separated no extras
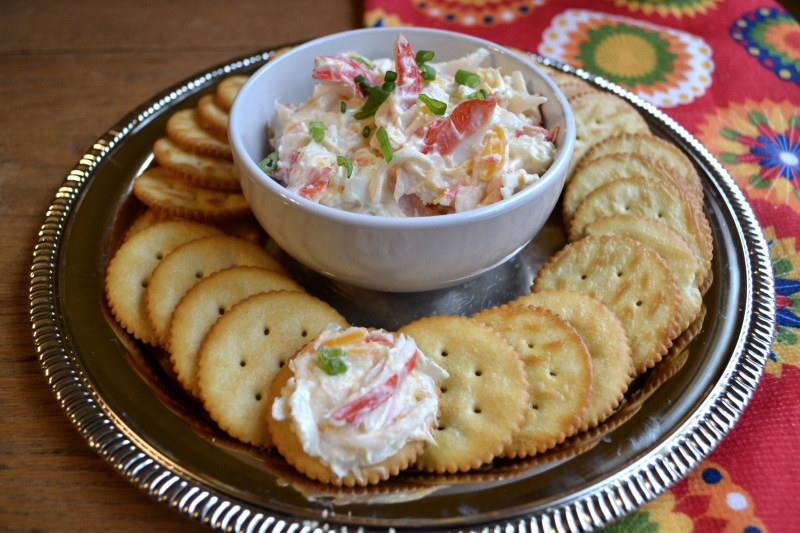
418,94,447,116
455,69,481,88
354,88,392,119
337,155,353,179
317,346,348,375
420,63,436,81
384,70,397,83
340,101,347,113
414,51,436,81
376,126,392,163
352,56,375,71
258,152,278,174
309,121,325,142
467,88,488,100
415,50,435,63
362,125,371,138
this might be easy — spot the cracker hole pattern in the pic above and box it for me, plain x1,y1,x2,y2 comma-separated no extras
264,327,271,335
255,393,262,402
240,360,247,368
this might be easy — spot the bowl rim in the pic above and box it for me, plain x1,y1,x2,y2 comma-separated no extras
229,26,575,230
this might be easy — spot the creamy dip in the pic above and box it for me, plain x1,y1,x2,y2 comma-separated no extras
271,324,448,482
265,34,557,217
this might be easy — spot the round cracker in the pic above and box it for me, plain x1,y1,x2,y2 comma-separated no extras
132,166,250,221
568,91,652,178
166,108,232,161
104,220,223,345
267,356,428,487
585,214,704,335
397,315,529,473
568,176,713,286
473,304,592,458
514,290,634,431
152,137,239,191
126,208,263,244
563,153,702,224
533,235,684,375
579,133,702,195
145,234,285,345
557,80,598,101
197,291,348,448
196,94,229,140
124,208,173,242
167,266,304,398
215,75,248,111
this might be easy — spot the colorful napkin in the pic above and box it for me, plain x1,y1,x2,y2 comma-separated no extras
363,1,800,530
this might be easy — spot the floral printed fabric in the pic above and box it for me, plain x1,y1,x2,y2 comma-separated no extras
364,0,800,530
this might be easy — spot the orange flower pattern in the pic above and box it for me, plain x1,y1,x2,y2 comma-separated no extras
538,10,713,108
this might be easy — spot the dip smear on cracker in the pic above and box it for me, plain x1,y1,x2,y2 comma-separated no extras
269,324,448,486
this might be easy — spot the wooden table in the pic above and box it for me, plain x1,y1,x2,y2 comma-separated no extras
0,2,357,530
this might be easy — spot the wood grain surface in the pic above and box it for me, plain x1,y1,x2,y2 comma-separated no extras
0,2,359,531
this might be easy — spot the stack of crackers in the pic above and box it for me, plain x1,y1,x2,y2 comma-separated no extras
103,61,711,489
131,75,255,225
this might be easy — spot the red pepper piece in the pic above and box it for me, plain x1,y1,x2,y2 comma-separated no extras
312,56,376,98
421,96,497,156
332,351,418,425
394,34,422,97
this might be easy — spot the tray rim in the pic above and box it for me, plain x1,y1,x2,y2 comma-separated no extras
29,44,775,532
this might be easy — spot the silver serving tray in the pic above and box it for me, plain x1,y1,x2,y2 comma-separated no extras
30,45,775,532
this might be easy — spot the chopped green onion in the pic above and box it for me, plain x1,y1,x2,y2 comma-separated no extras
354,86,393,119
415,50,435,64
353,72,401,120
352,56,375,71
455,69,481,88
258,152,278,174
376,126,392,163
418,94,447,116
340,101,347,113
309,121,325,142
362,125,371,138
317,346,348,375
467,88,488,100
420,63,436,81
337,155,353,179
414,51,436,81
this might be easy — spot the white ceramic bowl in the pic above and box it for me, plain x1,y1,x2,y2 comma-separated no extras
229,27,574,292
